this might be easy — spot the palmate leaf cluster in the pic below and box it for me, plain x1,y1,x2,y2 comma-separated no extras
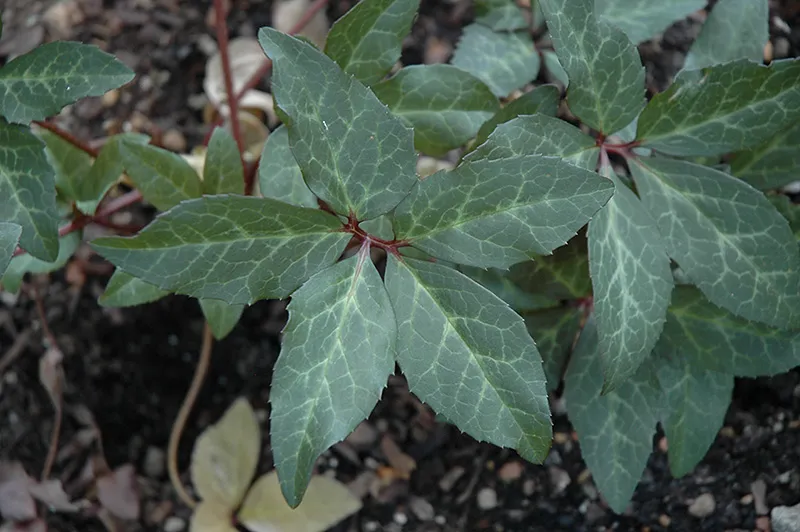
1,0,800,516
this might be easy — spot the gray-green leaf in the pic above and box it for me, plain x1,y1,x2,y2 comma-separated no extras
2,231,81,293
0,121,59,261
588,166,673,392
204,127,244,195
392,155,613,268
459,265,559,313
38,128,101,213
99,270,170,307
0,42,134,124
636,59,800,156
259,28,417,220
682,0,768,72
770,196,800,240
475,0,528,31
595,0,705,44
451,24,540,98
257,126,318,208
523,306,582,391
199,298,244,340
564,315,663,513
539,0,645,134
324,0,420,86
509,236,592,299
473,85,560,149
272,247,395,506
0,222,22,278
385,255,552,463
119,141,203,211
655,353,733,477
91,196,351,304
656,286,800,377
630,157,800,329
373,65,499,156
730,122,800,191
81,133,150,215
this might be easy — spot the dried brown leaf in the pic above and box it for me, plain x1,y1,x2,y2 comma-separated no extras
0,462,36,522
96,465,140,520
28,480,78,512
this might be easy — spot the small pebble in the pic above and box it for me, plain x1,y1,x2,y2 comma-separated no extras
409,497,434,521
553,432,569,445
549,467,571,494
585,503,605,523
498,461,524,483
751,479,769,515
658,514,672,527
363,522,379,532
522,479,536,496
434,515,446,525
777,471,792,484
688,493,716,518
143,447,165,478
773,37,790,59
393,512,408,525
741,494,754,505
102,90,120,108
477,488,498,510
163,517,185,532
162,129,187,152
438,466,465,492
347,421,378,447
719,426,736,438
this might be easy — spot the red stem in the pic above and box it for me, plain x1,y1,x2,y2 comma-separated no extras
33,121,100,158
342,214,409,256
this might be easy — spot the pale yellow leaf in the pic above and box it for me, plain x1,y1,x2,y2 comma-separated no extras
272,0,330,50
238,472,362,532
190,501,238,532
190,398,260,508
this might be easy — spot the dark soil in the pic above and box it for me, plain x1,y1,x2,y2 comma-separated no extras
2,1,800,531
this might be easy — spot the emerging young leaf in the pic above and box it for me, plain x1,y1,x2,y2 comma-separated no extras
257,126,317,208
81,133,150,215
0,222,22,278
393,155,613,268
373,65,500,156
238,472,362,532
475,0,528,31
467,114,599,171
0,42,134,124
630,157,800,329
91,196,351,304
655,354,733,478
199,299,245,340
588,166,673,392
0,121,60,261
730,122,800,191
259,28,417,220
682,0,768,72
594,0,705,44
271,246,395,506
385,255,552,463
509,236,592,299
636,59,800,156
564,316,663,513
451,24,540,98
38,129,94,208
119,142,203,211
204,128,244,195
458,265,559,313
523,306,582,391
539,0,645,134
2,232,81,293
657,286,800,378
324,0,419,86
99,270,170,308
473,85,560,149
191,398,259,508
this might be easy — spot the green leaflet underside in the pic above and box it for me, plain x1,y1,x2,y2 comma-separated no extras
509,236,592,299
82,133,150,215
204,127,245,195
523,306,582,391
38,128,95,209
458,265,559,313
91,196,351,305
2,231,81,293
385,255,552,462
272,248,395,507
594,0,705,44
730,122,800,191
473,85,560,150
564,316,663,513
199,298,245,340
630,157,800,329
119,141,203,211
257,125,318,208
99,270,170,307
475,0,528,31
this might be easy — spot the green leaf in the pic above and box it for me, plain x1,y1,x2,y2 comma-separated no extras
636,59,800,156
594,0,705,44
204,128,244,195
770,195,800,239
91,196,351,304
523,306,582,391
2,231,81,293
373,65,500,156
730,122,800,191
272,246,395,506
385,255,552,463
119,142,203,211
588,166,673,392
508,236,592,299
81,133,150,215
199,299,244,340
656,286,800,377
467,114,599,171
37,128,95,206
458,265,559,313
257,126,318,208
259,28,417,220
392,155,613,268
99,270,170,307
0,222,22,278
473,85,560,149
475,0,528,31
324,0,420,86
359,214,394,241
542,50,569,87
0,121,59,261
655,354,733,478
539,0,645,134
630,157,800,329
682,0,768,72
564,315,663,513
0,42,134,124
451,24,540,98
